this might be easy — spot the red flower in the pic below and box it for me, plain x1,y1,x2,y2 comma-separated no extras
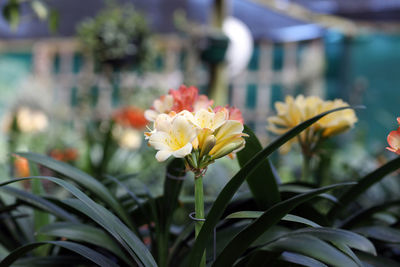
386,118,400,155
169,85,199,112
214,105,244,124
113,107,148,129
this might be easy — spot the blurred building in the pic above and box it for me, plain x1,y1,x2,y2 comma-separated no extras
0,0,399,146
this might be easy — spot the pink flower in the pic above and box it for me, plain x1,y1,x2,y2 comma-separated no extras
214,105,244,123
194,95,214,111
386,118,400,155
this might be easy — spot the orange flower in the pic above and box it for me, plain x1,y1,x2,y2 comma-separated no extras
49,148,79,162
113,107,148,129
386,118,400,155
214,105,244,123
14,156,30,177
50,149,64,161
64,148,79,161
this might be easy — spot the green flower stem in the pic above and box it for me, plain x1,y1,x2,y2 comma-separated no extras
194,172,206,267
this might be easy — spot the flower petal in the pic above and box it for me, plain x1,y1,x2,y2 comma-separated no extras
156,150,172,162
172,142,193,158
387,130,400,150
149,131,171,151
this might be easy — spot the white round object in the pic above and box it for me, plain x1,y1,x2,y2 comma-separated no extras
223,17,254,78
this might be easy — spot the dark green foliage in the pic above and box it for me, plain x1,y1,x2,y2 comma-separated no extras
1,107,400,266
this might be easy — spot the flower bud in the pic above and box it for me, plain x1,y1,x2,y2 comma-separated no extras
211,139,245,159
200,135,216,158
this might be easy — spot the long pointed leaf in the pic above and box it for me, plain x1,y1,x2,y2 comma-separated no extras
0,241,118,267
15,152,134,229
0,177,157,267
226,211,321,228
356,251,400,267
287,228,376,255
328,157,400,219
263,235,358,267
354,225,400,243
187,106,354,266
280,251,328,267
212,183,354,266
237,125,280,209
0,186,77,222
340,200,400,229
39,222,131,265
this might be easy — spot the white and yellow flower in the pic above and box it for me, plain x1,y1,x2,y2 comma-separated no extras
145,107,247,169
267,95,357,154
187,108,247,163
148,114,198,162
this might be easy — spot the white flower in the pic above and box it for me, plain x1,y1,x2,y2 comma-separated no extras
113,126,142,149
144,95,173,121
148,114,198,162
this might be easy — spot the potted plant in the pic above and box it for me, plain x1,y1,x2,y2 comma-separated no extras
77,2,153,70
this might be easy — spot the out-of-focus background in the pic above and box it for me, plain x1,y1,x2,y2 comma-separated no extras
1,0,400,195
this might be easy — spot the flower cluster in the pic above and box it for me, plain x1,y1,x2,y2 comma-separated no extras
267,95,357,154
386,118,400,155
145,85,246,173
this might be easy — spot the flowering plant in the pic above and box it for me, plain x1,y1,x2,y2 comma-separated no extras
145,85,246,266
267,95,357,181
267,95,357,155
145,85,246,172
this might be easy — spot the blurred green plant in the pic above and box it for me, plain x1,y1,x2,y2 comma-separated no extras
2,0,58,32
77,2,153,70
0,107,400,266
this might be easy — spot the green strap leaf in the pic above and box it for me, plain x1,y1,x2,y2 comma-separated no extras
225,211,321,228
287,228,376,255
280,251,328,267
237,125,280,209
263,235,359,267
212,183,355,266
340,199,400,229
0,186,77,222
15,152,134,230
0,241,119,267
187,106,354,266
356,251,400,267
0,177,157,267
279,184,339,204
328,156,400,219
354,226,400,244
13,255,88,267
38,222,132,265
